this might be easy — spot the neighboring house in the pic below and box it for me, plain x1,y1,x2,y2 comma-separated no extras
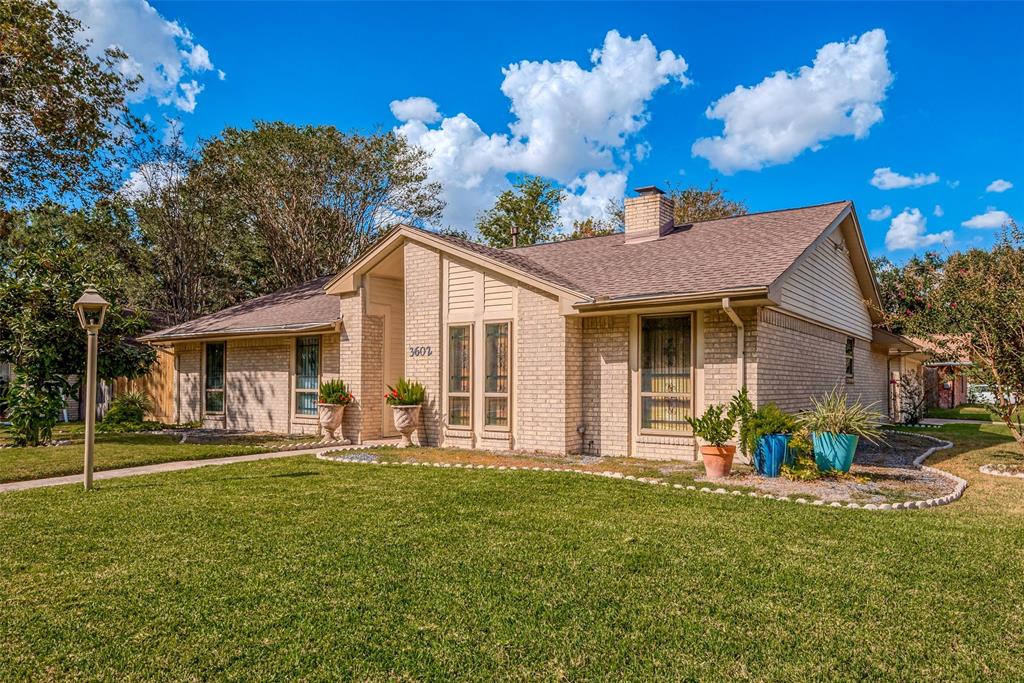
0,362,107,422
142,186,917,459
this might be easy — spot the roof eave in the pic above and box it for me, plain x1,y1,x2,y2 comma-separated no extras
139,321,339,343
573,286,772,313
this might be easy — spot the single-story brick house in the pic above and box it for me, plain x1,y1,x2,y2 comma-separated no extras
142,186,920,459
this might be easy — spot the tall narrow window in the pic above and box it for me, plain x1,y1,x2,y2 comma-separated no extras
845,337,855,380
295,336,320,416
204,342,225,414
484,322,510,428
448,325,471,427
640,315,692,432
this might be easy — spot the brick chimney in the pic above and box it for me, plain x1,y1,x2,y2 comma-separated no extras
624,186,675,243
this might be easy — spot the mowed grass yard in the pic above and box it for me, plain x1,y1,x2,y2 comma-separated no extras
0,426,302,483
2,424,1024,680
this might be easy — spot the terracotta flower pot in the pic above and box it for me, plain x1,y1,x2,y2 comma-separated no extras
317,403,350,444
701,444,736,479
391,404,421,447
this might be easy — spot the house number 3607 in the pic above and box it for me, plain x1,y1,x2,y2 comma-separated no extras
409,346,432,357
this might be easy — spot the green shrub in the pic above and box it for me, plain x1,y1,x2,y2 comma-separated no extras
687,404,736,447
104,391,152,424
742,403,799,455
386,378,426,406
728,386,754,456
799,387,883,443
319,379,354,405
5,375,67,446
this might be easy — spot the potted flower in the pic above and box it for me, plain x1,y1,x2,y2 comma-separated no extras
742,403,798,477
318,379,353,443
687,404,739,479
799,387,883,473
386,377,426,447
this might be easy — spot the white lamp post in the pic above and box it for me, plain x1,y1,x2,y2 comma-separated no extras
73,286,109,491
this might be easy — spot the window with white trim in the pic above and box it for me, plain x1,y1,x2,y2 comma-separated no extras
845,337,855,380
639,315,692,432
295,335,320,416
204,342,225,414
448,325,471,427
484,322,510,428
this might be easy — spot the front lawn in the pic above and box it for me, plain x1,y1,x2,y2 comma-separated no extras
0,432,301,483
925,403,998,421
1,424,1023,679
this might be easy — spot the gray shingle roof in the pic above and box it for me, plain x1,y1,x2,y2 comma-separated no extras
141,276,339,341
431,200,850,300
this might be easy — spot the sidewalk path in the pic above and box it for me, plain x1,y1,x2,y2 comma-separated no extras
0,441,398,493
921,418,991,425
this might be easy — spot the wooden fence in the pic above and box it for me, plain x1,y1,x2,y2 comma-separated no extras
114,346,175,423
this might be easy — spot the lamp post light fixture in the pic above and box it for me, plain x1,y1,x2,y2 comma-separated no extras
73,286,109,491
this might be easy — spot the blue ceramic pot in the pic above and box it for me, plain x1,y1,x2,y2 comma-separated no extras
755,434,792,477
811,432,859,473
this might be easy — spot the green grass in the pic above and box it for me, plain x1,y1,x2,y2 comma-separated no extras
0,432,299,483
2,423,1023,680
925,403,998,421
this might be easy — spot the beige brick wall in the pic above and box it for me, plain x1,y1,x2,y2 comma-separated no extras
515,284,580,454
703,307,759,408
175,343,201,423
174,332,341,436
756,308,889,416
404,242,443,445
224,337,291,433
581,315,629,457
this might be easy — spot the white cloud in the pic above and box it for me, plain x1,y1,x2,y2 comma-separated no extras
867,205,892,221
561,171,628,225
986,179,1013,193
933,204,944,217
691,29,891,173
394,30,690,229
869,167,940,190
57,0,220,113
389,97,442,124
962,208,1012,229
947,179,960,189
885,208,953,251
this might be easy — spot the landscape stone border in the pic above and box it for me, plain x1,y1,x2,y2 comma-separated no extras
979,464,1024,479
315,431,965,512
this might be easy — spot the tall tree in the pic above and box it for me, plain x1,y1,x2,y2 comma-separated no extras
884,224,1024,450
0,206,155,444
872,252,945,335
0,0,146,209
567,217,618,240
669,180,747,224
127,130,243,325
476,176,561,248
199,122,444,290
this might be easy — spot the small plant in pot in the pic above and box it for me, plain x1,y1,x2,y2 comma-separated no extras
318,379,354,444
799,387,883,473
742,403,799,477
386,377,426,447
688,404,738,479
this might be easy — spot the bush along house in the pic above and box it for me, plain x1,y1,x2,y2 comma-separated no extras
141,186,921,459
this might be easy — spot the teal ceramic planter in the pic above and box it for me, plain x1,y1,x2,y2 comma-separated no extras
754,434,792,477
812,432,859,473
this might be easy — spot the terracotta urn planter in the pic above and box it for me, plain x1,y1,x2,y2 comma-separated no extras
391,404,421,447
317,403,350,444
700,444,736,479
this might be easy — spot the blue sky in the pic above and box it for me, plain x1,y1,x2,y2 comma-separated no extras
63,1,1023,259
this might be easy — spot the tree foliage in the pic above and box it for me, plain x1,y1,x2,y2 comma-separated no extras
476,176,561,248
0,206,155,444
198,122,444,291
872,252,945,335
0,0,146,209
668,180,747,224
567,217,619,240
883,224,1024,449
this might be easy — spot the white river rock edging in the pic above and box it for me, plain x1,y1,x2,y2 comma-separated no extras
979,464,1024,479
315,431,964,512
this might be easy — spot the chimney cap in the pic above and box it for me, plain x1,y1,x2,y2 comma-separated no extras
633,185,665,196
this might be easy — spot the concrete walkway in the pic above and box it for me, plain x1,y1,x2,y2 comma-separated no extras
921,418,992,425
0,441,398,493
